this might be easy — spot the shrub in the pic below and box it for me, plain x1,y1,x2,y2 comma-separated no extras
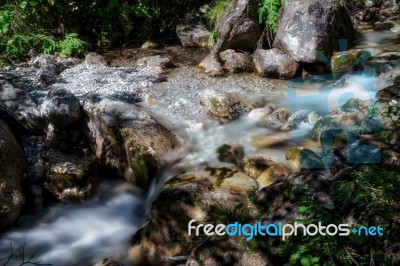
280,166,400,265
259,0,285,31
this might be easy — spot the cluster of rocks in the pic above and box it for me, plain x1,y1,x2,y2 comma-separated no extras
0,56,183,230
177,0,365,79
129,83,400,265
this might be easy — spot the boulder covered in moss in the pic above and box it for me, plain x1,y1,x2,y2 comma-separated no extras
0,119,26,229
330,50,370,73
83,94,182,187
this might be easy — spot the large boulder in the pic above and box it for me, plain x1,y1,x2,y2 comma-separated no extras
253,48,299,79
214,0,261,51
0,119,26,229
82,94,182,186
0,79,45,134
273,0,357,63
40,88,82,128
199,0,261,75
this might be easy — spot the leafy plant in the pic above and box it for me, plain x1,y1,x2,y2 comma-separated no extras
259,0,285,31
280,166,400,265
206,0,230,28
59,33,88,57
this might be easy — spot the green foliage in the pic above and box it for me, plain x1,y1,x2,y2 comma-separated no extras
280,166,400,265
0,0,209,64
0,1,89,63
206,0,230,28
208,29,220,45
259,0,285,31
204,0,230,45
59,33,88,57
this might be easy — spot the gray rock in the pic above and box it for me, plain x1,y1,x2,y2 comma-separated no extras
136,55,175,70
273,0,356,63
214,0,261,51
35,55,71,85
82,94,182,186
177,25,210,48
84,52,107,66
198,53,225,76
199,0,261,76
220,49,253,73
199,89,246,122
0,79,45,134
253,48,299,79
259,107,290,127
0,119,26,229
248,105,275,121
177,12,210,48
40,88,82,128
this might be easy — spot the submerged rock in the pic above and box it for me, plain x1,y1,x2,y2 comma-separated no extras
93,259,124,266
273,0,356,63
285,147,324,172
216,143,245,166
82,94,182,186
331,50,370,73
259,107,290,127
0,119,26,229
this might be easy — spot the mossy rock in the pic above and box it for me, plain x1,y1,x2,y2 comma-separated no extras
241,155,289,188
331,50,370,73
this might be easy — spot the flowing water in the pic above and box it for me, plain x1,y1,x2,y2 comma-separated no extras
0,27,399,265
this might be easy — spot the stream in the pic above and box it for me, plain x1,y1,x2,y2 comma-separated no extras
0,26,399,265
